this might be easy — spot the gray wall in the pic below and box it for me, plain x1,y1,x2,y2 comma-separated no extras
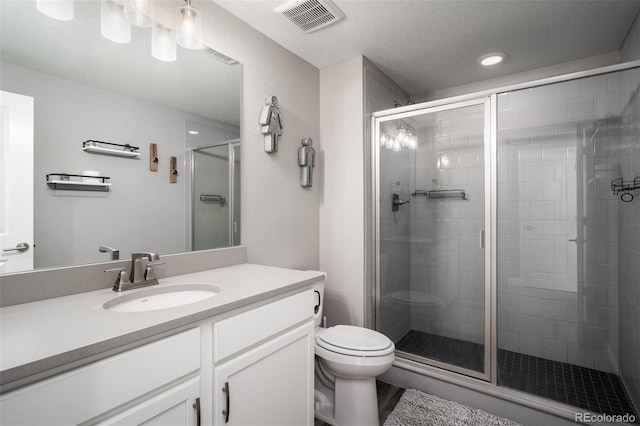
1,61,238,268
195,0,320,271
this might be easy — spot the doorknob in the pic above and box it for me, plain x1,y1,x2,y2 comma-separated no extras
3,242,30,253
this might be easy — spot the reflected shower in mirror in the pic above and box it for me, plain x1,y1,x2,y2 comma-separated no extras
0,0,241,273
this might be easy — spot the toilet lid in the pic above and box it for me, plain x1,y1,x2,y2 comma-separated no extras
316,325,393,353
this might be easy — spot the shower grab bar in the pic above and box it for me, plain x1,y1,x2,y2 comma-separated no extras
411,189,467,200
199,194,226,207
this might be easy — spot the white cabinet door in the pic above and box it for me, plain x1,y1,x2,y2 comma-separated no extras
213,322,314,426
95,377,200,426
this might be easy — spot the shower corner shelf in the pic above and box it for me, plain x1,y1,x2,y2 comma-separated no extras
83,140,140,158
412,189,467,200
611,176,639,202
46,173,111,191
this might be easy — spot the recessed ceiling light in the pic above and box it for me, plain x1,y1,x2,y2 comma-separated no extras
478,53,506,66
188,130,199,135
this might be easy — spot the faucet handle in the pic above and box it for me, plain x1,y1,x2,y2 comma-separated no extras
144,261,165,282
105,267,130,292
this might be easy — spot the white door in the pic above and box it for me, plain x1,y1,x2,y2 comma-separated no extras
0,90,34,273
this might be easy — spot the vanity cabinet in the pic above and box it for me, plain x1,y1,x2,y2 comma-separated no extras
0,287,316,426
211,290,315,426
95,377,200,426
0,328,201,426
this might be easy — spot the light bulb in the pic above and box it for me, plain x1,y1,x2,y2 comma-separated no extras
101,0,131,43
176,2,202,49
152,23,176,62
124,0,153,27
36,0,74,21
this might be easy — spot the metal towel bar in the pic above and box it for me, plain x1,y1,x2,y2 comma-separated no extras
199,194,226,206
411,189,467,200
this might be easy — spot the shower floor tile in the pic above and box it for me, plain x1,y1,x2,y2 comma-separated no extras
395,329,638,421
498,349,638,421
395,329,484,373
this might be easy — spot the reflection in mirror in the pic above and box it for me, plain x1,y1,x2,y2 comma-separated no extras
0,0,242,274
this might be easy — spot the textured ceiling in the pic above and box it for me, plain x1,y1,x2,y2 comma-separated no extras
215,0,640,97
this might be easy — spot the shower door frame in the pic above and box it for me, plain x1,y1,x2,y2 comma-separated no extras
371,58,640,389
190,139,240,250
372,97,496,382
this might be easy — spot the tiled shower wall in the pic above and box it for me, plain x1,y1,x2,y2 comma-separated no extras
409,106,486,345
496,71,631,374
618,68,640,411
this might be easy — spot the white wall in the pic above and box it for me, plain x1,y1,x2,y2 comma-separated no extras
318,56,410,328
319,57,365,326
195,0,320,271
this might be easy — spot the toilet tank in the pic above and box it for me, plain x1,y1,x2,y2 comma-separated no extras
313,281,325,328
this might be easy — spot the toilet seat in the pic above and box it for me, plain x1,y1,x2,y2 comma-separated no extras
316,325,394,357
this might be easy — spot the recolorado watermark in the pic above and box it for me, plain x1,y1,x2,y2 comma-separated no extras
575,412,636,423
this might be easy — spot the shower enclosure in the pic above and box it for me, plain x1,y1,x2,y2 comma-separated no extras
373,64,640,419
191,141,240,250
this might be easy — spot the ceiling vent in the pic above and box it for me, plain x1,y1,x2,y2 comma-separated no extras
275,0,344,33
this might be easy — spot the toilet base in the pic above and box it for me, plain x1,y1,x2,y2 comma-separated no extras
314,376,380,426
334,376,379,426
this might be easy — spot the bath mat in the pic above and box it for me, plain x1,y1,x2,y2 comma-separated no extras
383,388,521,426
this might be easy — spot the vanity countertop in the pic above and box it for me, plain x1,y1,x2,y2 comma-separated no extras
0,263,325,391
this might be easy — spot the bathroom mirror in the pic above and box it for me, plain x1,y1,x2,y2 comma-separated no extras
0,0,241,273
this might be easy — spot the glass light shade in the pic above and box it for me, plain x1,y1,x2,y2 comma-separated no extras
101,0,131,43
152,24,177,62
176,3,202,49
36,0,74,21
124,0,154,28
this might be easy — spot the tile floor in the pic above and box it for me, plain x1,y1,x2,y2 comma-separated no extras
395,329,638,422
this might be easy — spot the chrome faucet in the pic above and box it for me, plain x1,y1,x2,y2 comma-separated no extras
107,252,163,292
129,252,160,283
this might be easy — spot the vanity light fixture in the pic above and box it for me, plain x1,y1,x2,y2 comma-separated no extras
478,52,507,66
101,0,131,44
36,0,74,21
152,23,177,62
176,0,203,50
123,0,154,27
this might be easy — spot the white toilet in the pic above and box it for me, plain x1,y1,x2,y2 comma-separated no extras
313,282,395,426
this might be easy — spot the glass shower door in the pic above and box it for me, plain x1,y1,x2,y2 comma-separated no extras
375,98,491,379
192,142,239,250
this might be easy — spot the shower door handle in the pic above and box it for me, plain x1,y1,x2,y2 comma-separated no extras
479,230,485,249
392,193,409,211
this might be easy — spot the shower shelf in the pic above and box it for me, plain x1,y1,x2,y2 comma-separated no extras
200,194,226,207
46,173,111,191
611,177,639,202
411,189,467,200
83,140,140,158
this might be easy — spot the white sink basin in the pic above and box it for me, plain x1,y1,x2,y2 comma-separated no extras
103,284,221,313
